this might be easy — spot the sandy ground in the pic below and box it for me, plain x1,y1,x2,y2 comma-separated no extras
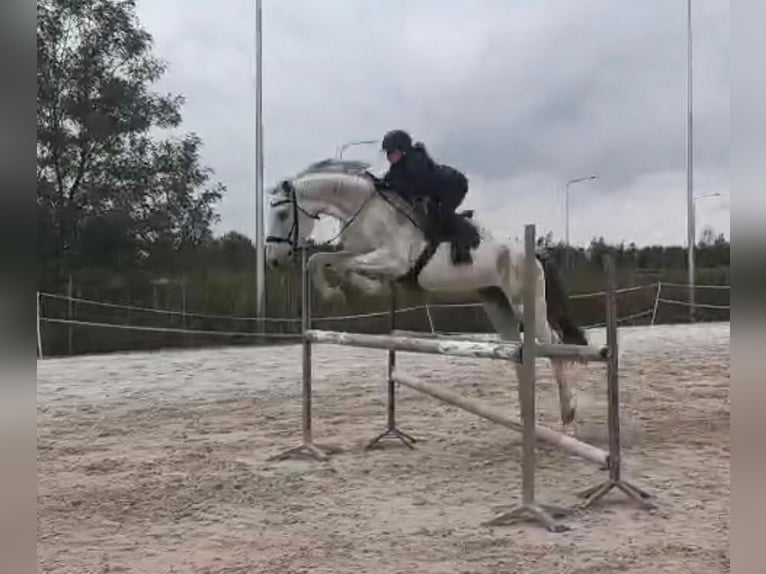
37,323,730,574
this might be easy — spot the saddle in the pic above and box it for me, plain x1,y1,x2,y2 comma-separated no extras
370,173,480,280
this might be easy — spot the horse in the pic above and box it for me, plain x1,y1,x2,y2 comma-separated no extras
264,158,588,426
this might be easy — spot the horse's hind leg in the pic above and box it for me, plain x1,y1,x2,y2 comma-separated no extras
499,254,576,426
477,287,520,341
534,272,576,425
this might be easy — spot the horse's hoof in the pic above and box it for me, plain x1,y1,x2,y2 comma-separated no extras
561,407,576,426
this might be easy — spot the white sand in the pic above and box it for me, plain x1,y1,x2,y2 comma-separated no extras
37,322,730,573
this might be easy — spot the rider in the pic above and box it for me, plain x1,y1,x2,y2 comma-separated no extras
380,130,471,261
380,129,436,203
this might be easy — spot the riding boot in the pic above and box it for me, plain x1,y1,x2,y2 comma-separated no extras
434,202,468,264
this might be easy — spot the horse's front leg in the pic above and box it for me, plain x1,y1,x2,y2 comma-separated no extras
343,271,388,297
305,251,355,303
340,247,409,281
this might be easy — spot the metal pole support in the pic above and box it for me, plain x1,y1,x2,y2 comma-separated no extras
366,284,417,450
268,247,334,462
578,254,657,511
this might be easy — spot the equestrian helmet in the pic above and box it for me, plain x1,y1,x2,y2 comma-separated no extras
381,129,413,152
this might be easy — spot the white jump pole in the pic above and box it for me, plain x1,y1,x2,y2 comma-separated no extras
306,329,607,362
392,371,608,467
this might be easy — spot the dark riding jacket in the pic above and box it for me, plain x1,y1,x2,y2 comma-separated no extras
382,143,468,210
382,143,437,202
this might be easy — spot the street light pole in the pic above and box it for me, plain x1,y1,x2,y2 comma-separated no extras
337,139,379,158
255,0,265,327
564,175,598,268
686,0,695,322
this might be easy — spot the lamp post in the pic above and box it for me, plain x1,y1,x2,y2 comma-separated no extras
564,175,598,269
337,139,379,158
685,0,695,323
255,0,265,328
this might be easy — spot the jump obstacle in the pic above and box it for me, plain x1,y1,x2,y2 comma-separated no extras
270,224,657,532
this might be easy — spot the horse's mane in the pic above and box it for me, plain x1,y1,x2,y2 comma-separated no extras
292,158,426,229
296,158,372,178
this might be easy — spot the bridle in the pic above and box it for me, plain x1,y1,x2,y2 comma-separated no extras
265,180,319,254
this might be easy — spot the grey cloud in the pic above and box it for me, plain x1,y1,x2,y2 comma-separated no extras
137,0,729,245
427,1,728,191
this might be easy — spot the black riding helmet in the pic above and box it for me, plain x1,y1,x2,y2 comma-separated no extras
381,129,412,153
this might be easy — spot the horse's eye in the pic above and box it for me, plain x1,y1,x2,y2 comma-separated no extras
278,211,288,221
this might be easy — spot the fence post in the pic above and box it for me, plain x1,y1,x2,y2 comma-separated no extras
37,292,43,359
181,278,187,347
578,254,657,511
650,282,662,326
301,246,313,447
67,274,74,356
520,224,538,507
424,302,436,334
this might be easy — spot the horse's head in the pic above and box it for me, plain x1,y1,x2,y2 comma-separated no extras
265,179,319,268
265,159,377,268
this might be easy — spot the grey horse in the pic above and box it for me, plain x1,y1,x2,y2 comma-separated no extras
265,159,588,425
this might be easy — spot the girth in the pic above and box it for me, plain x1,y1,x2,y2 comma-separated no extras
395,242,439,286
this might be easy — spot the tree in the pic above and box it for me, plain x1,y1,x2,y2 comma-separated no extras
37,0,225,283
197,232,257,272
536,231,554,249
587,236,609,266
699,225,716,247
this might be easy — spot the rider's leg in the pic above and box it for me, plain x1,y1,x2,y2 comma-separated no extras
437,191,473,264
440,190,463,214
417,197,441,244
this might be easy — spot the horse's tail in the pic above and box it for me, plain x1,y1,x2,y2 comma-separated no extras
536,253,588,346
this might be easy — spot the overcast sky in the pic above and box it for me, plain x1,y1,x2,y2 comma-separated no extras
137,0,729,247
